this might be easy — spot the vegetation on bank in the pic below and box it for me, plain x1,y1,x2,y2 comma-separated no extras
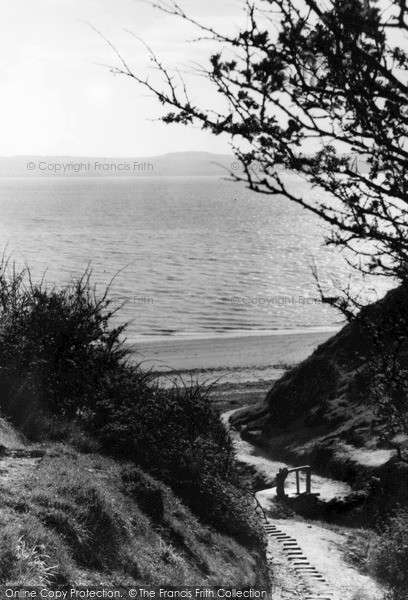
0,261,267,586
371,511,408,600
0,442,263,586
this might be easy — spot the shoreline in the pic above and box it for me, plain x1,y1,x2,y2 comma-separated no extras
129,324,341,345
130,329,335,382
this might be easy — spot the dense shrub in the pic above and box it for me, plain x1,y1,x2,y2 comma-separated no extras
92,381,263,547
0,262,130,428
372,510,408,596
0,261,264,550
94,381,234,478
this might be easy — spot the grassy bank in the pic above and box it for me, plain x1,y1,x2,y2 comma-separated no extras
0,433,265,586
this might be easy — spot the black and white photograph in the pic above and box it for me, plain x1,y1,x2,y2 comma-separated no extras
0,0,407,598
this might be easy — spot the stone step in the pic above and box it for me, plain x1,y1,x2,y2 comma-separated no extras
283,541,299,545
264,523,335,600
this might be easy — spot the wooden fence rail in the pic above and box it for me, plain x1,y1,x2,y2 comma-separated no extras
275,465,313,498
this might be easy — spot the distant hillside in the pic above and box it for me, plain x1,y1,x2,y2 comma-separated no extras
0,152,235,178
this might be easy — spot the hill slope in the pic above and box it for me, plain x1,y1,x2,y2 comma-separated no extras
231,284,408,505
0,417,268,587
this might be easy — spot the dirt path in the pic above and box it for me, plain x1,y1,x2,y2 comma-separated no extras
224,410,352,501
264,519,383,600
224,410,385,600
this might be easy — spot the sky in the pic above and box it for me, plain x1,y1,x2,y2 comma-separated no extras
0,0,248,157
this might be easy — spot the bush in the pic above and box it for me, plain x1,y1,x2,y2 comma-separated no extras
0,260,129,432
94,381,263,548
371,510,408,595
94,381,234,478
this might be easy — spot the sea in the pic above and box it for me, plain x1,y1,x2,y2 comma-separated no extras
0,174,393,343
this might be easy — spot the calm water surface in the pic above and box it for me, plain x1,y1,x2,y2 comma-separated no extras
0,175,391,342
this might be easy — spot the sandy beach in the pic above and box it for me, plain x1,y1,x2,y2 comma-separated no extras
132,329,336,371
130,329,337,390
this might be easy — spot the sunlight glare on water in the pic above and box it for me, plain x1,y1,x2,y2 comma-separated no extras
0,175,393,341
